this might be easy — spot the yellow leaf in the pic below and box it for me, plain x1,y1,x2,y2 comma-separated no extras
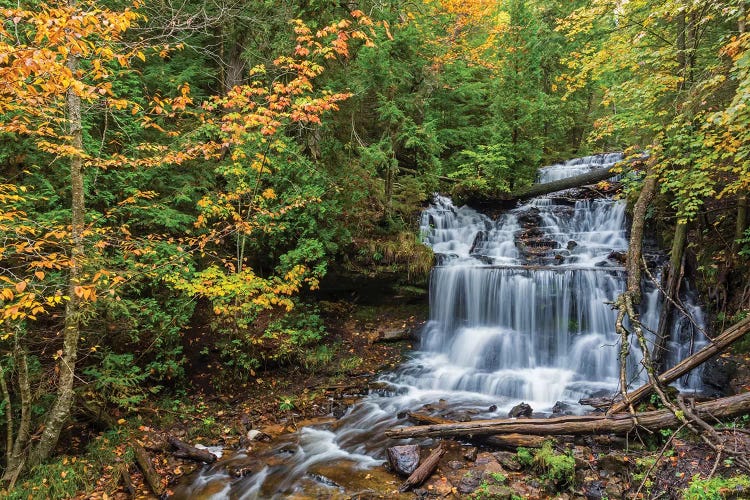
117,418,126,425
34,271,45,280
136,51,145,62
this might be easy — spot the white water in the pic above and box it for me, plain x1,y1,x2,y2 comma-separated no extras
172,153,707,499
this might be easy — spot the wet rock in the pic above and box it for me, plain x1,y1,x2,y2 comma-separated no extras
488,404,498,412
227,464,254,478
413,488,428,497
480,485,514,499
508,402,533,418
492,451,521,471
307,473,341,488
567,240,578,250
552,401,574,416
605,478,624,498
446,411,472,422
447,460,464,470
597,453,630,474
432,476,453,496
583,480,605,500
607,251,627,263
332,404,349,419
458,471,483,494
463,447,478,462
387,444,421,476
246,429,272,442
702,356,737,396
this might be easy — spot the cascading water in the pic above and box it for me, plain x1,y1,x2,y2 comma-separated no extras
173,153,707,499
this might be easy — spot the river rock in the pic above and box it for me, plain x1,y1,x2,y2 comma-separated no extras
463,447,478,462
567,240,578,250
702,356,737,396
552,401,574,416
457,471,483,494
492,451,521,471
386,444,420,476
246,429,272,442
583,480,605,499
597,453,630,474
508,402,533,418
607,251,627,263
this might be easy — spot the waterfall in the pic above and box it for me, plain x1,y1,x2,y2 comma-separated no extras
172,153,707,499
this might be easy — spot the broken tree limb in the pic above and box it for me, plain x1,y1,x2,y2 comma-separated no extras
398,442,446,493
607,315,750,414
384,392,750,439
133,442,164,497
167,435,217,463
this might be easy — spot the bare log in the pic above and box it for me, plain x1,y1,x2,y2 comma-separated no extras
482,434,546,449
506,164,620,202
168,435,217,463
133,442,164,497
385,392,750,439
608,315,750,414
398,442,446,493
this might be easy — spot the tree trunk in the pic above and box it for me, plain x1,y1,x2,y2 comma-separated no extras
608,315,750,414
653,220,687,371
27,46,84,468
2,338,32,486
385,392,750,439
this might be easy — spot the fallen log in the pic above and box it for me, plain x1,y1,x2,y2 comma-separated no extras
482,433,546,449
168,435,217,463
133,442,164,497
505,164,620,203
608,315,750,414
119,464,135,498
385,391,750,439
398,442,446,493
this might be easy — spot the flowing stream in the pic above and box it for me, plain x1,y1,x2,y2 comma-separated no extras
173,153,707,499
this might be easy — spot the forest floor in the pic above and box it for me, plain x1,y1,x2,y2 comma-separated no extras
61,294,750,500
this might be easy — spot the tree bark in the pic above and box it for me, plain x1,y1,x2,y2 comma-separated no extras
385,392,750,439
653,220,687,371
406,412,546,448
133,442,164,496
608,315,750,414
2,338,32,486
168,435,218,463
28,44,85,468
504,163,620,203
398,442,446,492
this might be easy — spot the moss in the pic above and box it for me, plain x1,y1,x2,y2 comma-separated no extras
517,441,575,491
683,474,750,500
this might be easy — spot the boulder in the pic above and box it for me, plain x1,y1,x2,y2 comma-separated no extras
508,402,533,418
386,444,421,476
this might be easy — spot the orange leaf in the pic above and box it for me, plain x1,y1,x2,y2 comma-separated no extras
15,281,27,293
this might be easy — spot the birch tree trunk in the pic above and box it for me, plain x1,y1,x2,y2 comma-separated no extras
27,46,84,468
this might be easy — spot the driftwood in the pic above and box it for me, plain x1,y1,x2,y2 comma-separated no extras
168,435,217,463
607,315,750,414
385,391,750,439
398,442,446,493
133,442,164,496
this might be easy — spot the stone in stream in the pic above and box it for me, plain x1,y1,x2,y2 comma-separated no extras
386,444,421,476
463,446,478,462
552,401,574,416
508,402,533,418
